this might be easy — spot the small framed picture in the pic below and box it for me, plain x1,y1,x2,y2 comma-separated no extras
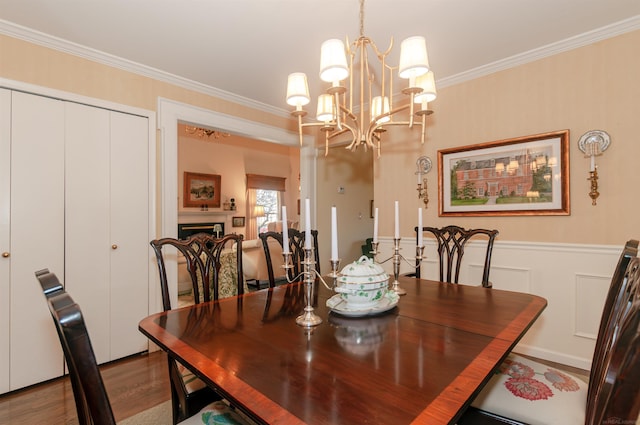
183,171,221,208
232,216,245,227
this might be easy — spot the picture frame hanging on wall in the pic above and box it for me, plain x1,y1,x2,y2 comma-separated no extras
438,130,570,216
183,172,221,208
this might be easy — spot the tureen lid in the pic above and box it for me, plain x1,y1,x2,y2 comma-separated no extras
340,255,386,277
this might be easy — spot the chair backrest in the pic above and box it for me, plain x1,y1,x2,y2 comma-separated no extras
150,232,244,311
35,269,116,425
259,228,320,287
586,239,639,423
414,225,498,287
588,255,640,424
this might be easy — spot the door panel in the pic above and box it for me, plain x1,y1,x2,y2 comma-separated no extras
64,101,111,364
109,111,149,358
10,91,65,390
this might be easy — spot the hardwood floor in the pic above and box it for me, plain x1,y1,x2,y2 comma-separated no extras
0,351,170,424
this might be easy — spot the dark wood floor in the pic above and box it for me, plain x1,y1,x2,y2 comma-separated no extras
0,350,170,424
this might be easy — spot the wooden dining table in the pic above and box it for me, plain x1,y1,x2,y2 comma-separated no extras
139,276,546,425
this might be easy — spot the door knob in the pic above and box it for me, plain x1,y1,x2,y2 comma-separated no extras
111,244,118,250
1,252,9,258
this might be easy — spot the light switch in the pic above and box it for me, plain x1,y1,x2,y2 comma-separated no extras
337,186,345,194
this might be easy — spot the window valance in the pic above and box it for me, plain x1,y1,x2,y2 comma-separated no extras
246,174,286,192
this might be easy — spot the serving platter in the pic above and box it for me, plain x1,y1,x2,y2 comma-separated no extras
326,291,399,317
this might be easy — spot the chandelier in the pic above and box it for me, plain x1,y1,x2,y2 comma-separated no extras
185,125,230,140
286,0,437,157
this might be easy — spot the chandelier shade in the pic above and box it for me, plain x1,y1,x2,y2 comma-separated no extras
316,94,335,122
371,96,390,124
320,39,349,83
285,0,436,157
398,36,430,80
414,71,437,104
286,72,311,107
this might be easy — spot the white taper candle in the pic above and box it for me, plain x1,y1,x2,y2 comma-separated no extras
305,198,311,249
331,206,338,261
418,207,423,247
373,207,379,244
282,206,290,254
394,201,400,239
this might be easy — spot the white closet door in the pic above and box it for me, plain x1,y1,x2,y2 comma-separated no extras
0,89,10,394
10,91,65,390
64,102,111,364
109,111,149,359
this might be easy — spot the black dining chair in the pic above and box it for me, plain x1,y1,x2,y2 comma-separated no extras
459,239,640,425
259,228,320,288
410,225,498,287
35,269,251,425
150,232,244,424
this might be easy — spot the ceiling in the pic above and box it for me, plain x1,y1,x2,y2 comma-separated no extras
1,0,639,115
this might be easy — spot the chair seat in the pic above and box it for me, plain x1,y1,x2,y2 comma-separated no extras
179,401,254,425
471,354,588,425
177,363,207,394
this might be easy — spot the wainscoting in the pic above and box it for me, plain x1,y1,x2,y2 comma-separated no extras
376,238,623,370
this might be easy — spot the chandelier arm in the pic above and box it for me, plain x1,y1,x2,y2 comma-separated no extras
408,93,415,128
325,131,330,157
334,91,344,131
327,127,351,140
297,115,304,146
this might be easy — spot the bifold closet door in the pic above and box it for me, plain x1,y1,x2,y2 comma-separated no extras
65,103,149,363
109,111,149,360
9,91,65,390
0,89,10,394
64,102,112,364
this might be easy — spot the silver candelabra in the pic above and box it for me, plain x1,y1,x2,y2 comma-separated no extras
282,248,340,327
371,240,424,295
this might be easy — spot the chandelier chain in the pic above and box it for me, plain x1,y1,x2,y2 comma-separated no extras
359,0,365,37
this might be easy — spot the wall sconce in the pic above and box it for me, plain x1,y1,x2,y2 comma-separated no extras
415,156,432,208
578,130,611,206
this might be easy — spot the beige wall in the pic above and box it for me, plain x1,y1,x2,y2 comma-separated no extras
374,30,640,245
316,145,374,266
3,29,638,247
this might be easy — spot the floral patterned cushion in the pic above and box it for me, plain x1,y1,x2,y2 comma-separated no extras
471,353,588,425
179,400,254,424
191,251,248,303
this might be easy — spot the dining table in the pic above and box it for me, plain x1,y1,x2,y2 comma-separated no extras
139,276,547,424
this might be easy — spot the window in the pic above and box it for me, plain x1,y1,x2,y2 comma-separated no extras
246,174,287,240
256,189,280,233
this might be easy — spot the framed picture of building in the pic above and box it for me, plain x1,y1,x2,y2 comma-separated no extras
183,172,221,208
438,130,570,216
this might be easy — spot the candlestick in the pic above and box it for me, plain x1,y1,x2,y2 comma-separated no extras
305,198,311,249
331,206,338,261
394,201,399,239
373,207,379,244
417,208,423,247
282,206,290,253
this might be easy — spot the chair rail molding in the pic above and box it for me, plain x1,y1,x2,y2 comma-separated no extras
376,237,623,370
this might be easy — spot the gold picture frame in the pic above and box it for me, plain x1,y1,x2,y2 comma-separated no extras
438,130,570,216
183,172,221,208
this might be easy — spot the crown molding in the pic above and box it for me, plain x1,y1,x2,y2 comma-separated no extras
437,15,640,89
0,19,290,118
2,15,639,107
